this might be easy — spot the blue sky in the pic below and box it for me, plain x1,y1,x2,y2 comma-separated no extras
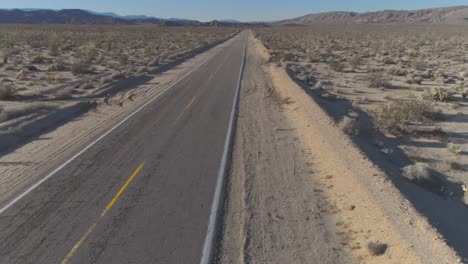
1,0,467,21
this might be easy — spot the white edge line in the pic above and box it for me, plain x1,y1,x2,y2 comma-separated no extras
200,32,247,264
0,37,231,216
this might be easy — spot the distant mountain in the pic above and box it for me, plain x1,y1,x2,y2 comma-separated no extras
83,10,162,20
0,8,248,26
276,6,468,25
0,9,130,24
219,19,240,24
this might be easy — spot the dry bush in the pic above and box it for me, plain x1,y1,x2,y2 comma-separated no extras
448,143,462,156
80,42,97,64
402,163,444,192
413,59,427,71
31,55,46,64
55,87,74,99
387,67,408,77
48,61,67,71
48,33,60,56
339,116,360,136
349,55,362,70
366,73,391,89
329,60,345,72
372,96,436,135
423,88,452,102
71,62,92,75
0,83,15,100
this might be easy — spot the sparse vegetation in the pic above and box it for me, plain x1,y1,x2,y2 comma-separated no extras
367,73,391,88
423,88,452,102
372,97,435,135
0,83,15,100
339,115,360,136
402,163,445,192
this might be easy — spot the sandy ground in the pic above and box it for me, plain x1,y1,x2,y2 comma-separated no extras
255,26,468,209
218,32,462,263
218,32,350,264
0,36,236,208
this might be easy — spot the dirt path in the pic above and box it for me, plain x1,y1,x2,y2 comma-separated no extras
218,32,461,263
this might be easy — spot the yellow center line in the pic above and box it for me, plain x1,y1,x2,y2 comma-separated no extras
208,64,223,81
174,96,197,124
186,96,196,109
61,162,145,264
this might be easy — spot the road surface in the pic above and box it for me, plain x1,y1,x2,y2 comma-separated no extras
0,32,246,264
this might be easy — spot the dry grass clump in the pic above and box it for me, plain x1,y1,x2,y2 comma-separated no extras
366,73,391,89
329,60,345,72
0,103,54,122
423,88,452,102
54,87,74,100
0,83,15,100
339,115,360,136
402,162,445,192
372,96,436,135
448,143,462,156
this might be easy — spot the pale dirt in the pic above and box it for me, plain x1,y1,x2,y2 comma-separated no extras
218,32,461,263
218,32,350,264
0,37,236,207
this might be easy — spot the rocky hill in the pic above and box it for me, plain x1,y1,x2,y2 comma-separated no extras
276,6,468,25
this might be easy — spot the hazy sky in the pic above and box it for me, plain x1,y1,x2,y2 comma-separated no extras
1,0,467,21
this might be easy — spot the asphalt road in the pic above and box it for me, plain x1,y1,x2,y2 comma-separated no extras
0,31,246,264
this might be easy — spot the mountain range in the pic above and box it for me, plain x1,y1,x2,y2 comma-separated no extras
276,6,468,25
0,8,242,26
2,6,468,26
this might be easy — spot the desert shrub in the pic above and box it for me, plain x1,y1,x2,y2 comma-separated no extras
329,60,345,72
462,89,468,99
372,96,436,135
423,88,451,102
48,33,60,56
381,56,396,65
55,87,74,99
366,73,391,88
15,68,27,80
448,143,462,156
431,71,447,81
71,62,92,75
80,82,94,90
31,55,46,64
0,83,15,100
111,72,126,80
80,42,97,64
413,59,427,71
119,54,129,65
402,163,444,192
48,62,67,71
339,116,360,136
387,67,408,77
459,71,468,79
148,58,160,67
349,55,362,69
